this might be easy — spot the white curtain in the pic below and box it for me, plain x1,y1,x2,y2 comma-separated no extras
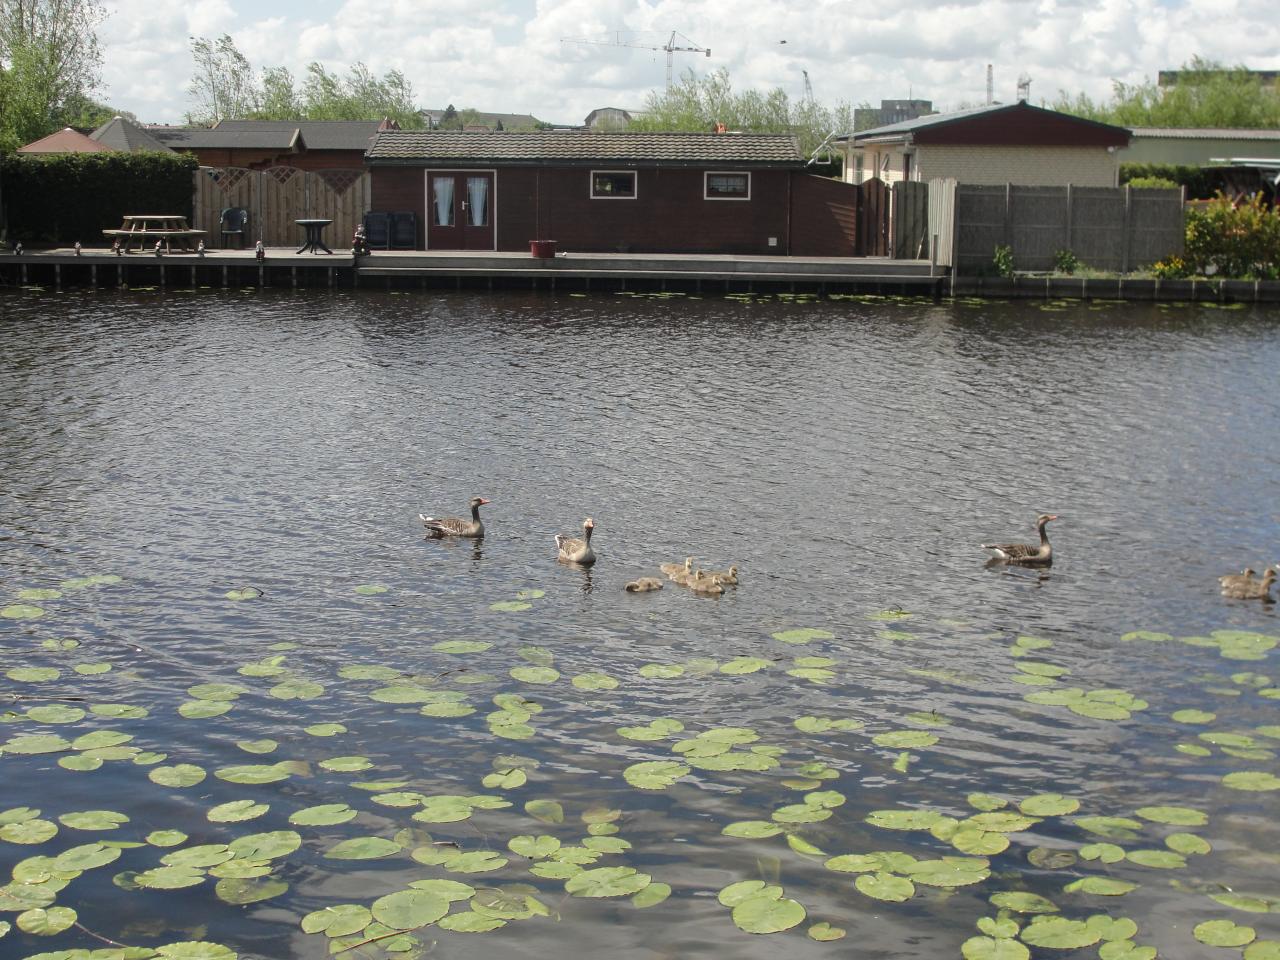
433,177,454,226
467,177,488,226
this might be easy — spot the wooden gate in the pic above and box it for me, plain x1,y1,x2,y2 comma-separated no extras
193,166,371,249
856,178,890,257
892,181,930,259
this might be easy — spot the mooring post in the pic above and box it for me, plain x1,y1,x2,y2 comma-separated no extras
55,264,62,291
91,264,98,287
159,265,165,288
222,265,228,288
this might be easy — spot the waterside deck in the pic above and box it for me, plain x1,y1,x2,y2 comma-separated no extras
0,248,942,294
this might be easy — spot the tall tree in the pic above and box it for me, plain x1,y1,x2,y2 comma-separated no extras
1051,56,1280,128
186,35,259,125
0,0,106,145
628,67,854,157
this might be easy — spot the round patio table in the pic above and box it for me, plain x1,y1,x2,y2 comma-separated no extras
295,219,334,255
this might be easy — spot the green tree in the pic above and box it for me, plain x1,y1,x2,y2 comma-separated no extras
0,0,107,146
628,67,854,158
186,34,259,124
1051,56,1280,128
254,66,300,119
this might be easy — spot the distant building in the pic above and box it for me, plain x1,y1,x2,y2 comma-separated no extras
584,108,633,130
836,101,1130,187
1120,128,1280,166
17,128,112,154
853,99,936,131
420,109,546,131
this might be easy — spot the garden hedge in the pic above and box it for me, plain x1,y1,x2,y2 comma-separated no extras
1,152,199,246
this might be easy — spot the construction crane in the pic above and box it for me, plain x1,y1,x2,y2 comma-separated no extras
561,31,711,89
802,69,815,104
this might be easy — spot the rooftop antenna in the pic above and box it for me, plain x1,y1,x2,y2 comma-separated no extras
1016,74,1032,102
986,64,993,105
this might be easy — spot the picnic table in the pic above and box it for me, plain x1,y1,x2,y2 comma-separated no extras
102,215,207,253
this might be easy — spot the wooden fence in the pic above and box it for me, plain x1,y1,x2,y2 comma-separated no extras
193,166,371,248
891,181,930,259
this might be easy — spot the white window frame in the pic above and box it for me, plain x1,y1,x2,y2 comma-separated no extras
704,171,751,201
590,169,638,200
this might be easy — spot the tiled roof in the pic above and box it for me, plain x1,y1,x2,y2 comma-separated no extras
91,117,173,153
148,126,302,150
1129,127,1280,141
366,131,803,165
843,101,1130,143
213,119,385,150
18,128,112,153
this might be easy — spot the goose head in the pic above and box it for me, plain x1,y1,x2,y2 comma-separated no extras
1036,513,1059,527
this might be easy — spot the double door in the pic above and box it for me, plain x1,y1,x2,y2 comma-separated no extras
427,171,494,250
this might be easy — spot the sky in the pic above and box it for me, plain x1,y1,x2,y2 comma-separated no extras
98,0,1280,127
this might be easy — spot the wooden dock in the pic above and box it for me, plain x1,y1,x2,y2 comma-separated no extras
0,247,945,295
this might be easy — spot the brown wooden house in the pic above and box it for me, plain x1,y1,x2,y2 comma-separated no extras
148,119,399,171
364,130,861,255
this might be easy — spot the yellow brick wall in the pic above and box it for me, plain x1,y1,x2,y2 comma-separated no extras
916,145,1119,186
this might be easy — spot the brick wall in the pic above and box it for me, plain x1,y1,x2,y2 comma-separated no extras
918,145,1119,187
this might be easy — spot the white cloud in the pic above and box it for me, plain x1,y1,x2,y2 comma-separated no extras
96,0,1280,124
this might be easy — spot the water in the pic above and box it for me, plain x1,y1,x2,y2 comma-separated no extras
1,286,1278,959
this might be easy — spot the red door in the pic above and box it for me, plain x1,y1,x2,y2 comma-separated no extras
427,172,495,250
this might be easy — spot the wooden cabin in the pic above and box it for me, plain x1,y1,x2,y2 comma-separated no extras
364,130,855,254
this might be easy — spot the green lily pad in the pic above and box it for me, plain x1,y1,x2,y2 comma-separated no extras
632,882,672,909
962,936,1031,960
510,665,560,684
1019,794,1080,817
566,866,652,897
771,628,834,645
16,905,77,935
732,894,806,933
1223,771,1280,791
214,763,292,784
1194,920,1255,947
524,799,564,824
1020,917,1101,949
301,903,373,936
208,800,270,823
224,587,262,601
3,734,71,754
1166,833,1211,855
146,830,188,847
1134,805,1207,825
1,604,45,620
990,892,1059,914
1243,942,1280,960
215,877,288,905
490,600,533,612
59,810,128,830
1064,877,1138,895
623,760,689,790
354,584,389,595
855,872,914,902
808,921,847,941
572,671,619,690
325,836,402,860
371,889,450,929
1,817,58,844
26,705,86,724
723,821,784,839
433,640,492,654
1126,849,1186,869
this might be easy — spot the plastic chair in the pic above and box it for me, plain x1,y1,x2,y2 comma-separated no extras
390,211,417,249
363,212,391,250
219,207,249,248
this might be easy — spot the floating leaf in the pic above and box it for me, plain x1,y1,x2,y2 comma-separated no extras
732,894,806,934
632,882,671,909
1243,943,1280,960
16,906,77,935
59,810,128,830
354,584,389,595
1020,916,1102,949
215,763,292,784
1166,833,1211,855
371,889,450,929
433,640,492,654
524,799,564,824
216,877,288,904
962,936,1030,960
809,922,847,941
872,730,938,748
1019,794,1080,817
723,821,784,839
301,904,373,936
325,836,402,860
148,764,207,788
224,587,262,601
623,760,689,790
1134,805,1207,826
208,800,269,823
990,892,1059,914
1,604,44,620
1223,771,1280,791
856,872,914,902
490,600,533,612
866,808,943,831
1064,877,1138,896
572,671,619,691
510,666,560,684
771,628,834,645
146,830,188,847
566,866,652,898
1126,849,1185,869
235,739,277,754
1194,920,1255,947
439,910,505,932
3,734,71,754
1171,709,1216,724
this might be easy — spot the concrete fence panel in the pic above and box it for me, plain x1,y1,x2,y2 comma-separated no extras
954,183,1184,275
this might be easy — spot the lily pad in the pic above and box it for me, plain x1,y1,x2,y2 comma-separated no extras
565,866,652,898
732,894,806,934
855,872,914,902
325,836,402,860
371,889,450,929
1194,920,1255,947
771,628,834,645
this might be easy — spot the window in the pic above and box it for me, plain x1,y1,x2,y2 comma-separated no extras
853,155,864,183
591,170,636,199
704,172,750,200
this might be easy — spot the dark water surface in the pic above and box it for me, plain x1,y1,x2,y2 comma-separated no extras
2,287,1279,960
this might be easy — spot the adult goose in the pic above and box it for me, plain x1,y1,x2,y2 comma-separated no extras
982,513,1058,567
555,518,597,566
1222,567,1276,601
419,497,490,538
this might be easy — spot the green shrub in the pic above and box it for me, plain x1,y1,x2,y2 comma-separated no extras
0,152,199,245
1053,249,1081,274
992,244,1014,278
1183,193,1280,279
1126,176,1179,189
1120,163,1208,198
1151,254,1191,279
